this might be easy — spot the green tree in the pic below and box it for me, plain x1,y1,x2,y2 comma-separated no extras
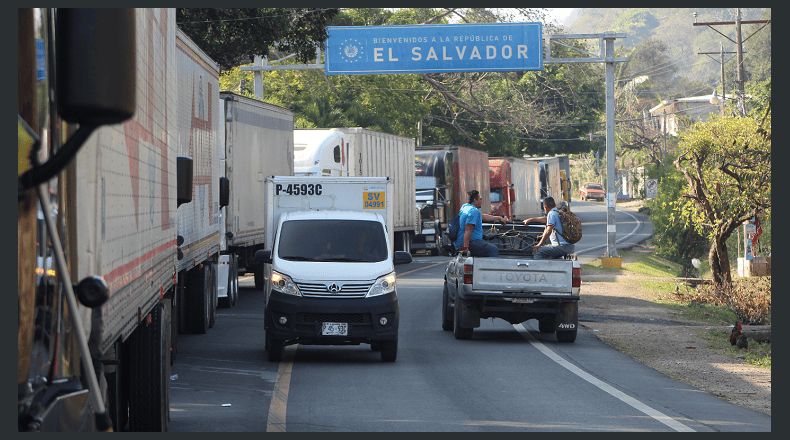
673,111,771,286
176,8,339,70
646,161,709,275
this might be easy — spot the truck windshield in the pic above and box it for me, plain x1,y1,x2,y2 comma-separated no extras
278,220,388,263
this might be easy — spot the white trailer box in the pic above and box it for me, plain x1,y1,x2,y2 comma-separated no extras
176,29,221,273
219,91,294,288
508,158,542,219
264,176,394,248
293,128,415,251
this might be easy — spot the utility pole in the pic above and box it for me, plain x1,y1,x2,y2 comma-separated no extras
735,9,746,117
693,9,771,117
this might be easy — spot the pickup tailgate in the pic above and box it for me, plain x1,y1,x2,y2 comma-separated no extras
472,258,574,294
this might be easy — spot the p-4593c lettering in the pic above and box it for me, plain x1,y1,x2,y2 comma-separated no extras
275,183,323,196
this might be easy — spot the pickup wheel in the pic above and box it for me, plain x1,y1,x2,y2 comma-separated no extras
441,283,453,331
557,329,577,343
453,296,474,340
538,318,556,333
381,336,398,362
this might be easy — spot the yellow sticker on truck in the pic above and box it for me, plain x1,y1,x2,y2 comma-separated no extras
363,192,385,209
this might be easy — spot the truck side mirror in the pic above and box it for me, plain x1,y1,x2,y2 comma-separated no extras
254,249,272,264
56,8,136,125
219,177,230,208
393,251,413,265
177,156,193,207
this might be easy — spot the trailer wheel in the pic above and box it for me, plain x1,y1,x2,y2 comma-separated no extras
128,303,169,431
230,255,239,306
187,264,209,334
381,336,398,362
266,331,284,362
208,262,217,329
453,297,473,340
441,283,453,331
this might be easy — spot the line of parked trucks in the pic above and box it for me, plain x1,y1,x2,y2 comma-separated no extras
412,147,571,256
18,8,573,432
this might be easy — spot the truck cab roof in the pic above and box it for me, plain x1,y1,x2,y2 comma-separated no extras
280,210,385,224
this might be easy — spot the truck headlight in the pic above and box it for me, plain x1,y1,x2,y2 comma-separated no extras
271,271,301,296
367,272,396,297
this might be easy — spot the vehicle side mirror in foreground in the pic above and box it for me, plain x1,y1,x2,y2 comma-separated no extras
394,251,413,265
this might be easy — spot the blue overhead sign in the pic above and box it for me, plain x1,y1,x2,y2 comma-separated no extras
325,22,543,75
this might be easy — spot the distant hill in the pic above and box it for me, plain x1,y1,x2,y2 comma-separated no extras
563,8,770,85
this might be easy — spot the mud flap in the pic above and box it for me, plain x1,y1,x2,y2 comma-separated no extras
555,301,578,332
457,297,481,329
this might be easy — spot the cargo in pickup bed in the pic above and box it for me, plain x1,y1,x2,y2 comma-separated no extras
441,222,581,342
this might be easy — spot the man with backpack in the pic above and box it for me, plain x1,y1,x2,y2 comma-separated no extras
454,190,509,256
523,197,575,259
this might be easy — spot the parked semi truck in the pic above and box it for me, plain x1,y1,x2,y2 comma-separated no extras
17,9,232,431
219,91,295,290
254,177,413,362
413,146,491,254
293,128,416,252
488,157,542,221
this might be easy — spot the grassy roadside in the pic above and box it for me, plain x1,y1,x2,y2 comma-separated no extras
582,249,772,370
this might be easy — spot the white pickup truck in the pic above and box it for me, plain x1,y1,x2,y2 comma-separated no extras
442,222,581,342
255,177,412,362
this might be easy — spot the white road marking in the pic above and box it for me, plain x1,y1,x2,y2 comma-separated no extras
514,323,695,432
575,208,643,256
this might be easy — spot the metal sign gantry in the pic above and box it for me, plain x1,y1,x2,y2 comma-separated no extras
242,31,627,263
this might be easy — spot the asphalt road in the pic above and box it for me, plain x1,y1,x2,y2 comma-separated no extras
168,205,770,432
568,200,654,264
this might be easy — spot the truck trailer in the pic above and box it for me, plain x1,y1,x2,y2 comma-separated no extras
219,92,295,290
18,9,186,431
293,128,416,252
488,157,542,221
18,8,233,432
174,28,222,340
413,146,491,254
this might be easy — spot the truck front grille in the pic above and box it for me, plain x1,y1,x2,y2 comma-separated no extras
296,282,372,298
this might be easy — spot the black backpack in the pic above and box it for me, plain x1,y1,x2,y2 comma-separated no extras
446,214,461,241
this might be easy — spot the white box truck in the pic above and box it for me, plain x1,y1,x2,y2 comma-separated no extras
219,92,295,290
254,176,413,362
293,128,416,252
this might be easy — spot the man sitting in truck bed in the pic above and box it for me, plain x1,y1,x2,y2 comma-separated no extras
456,190,509,257
523,197,575,259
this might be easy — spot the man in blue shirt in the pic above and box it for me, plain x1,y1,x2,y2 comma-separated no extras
523,197,575,259
455,190,509,257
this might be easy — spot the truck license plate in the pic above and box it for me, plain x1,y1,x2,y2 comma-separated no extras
321,322,348,336
512,298,535,303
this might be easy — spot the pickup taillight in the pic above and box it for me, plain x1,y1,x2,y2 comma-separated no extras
463,264,473,284
572,267,581,288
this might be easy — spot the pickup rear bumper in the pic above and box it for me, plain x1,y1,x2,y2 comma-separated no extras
457,290,579,328
265,290,399,345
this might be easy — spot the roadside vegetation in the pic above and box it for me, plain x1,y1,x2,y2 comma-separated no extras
582,248,771,369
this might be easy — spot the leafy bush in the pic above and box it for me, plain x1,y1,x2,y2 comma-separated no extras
673,276,771,325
